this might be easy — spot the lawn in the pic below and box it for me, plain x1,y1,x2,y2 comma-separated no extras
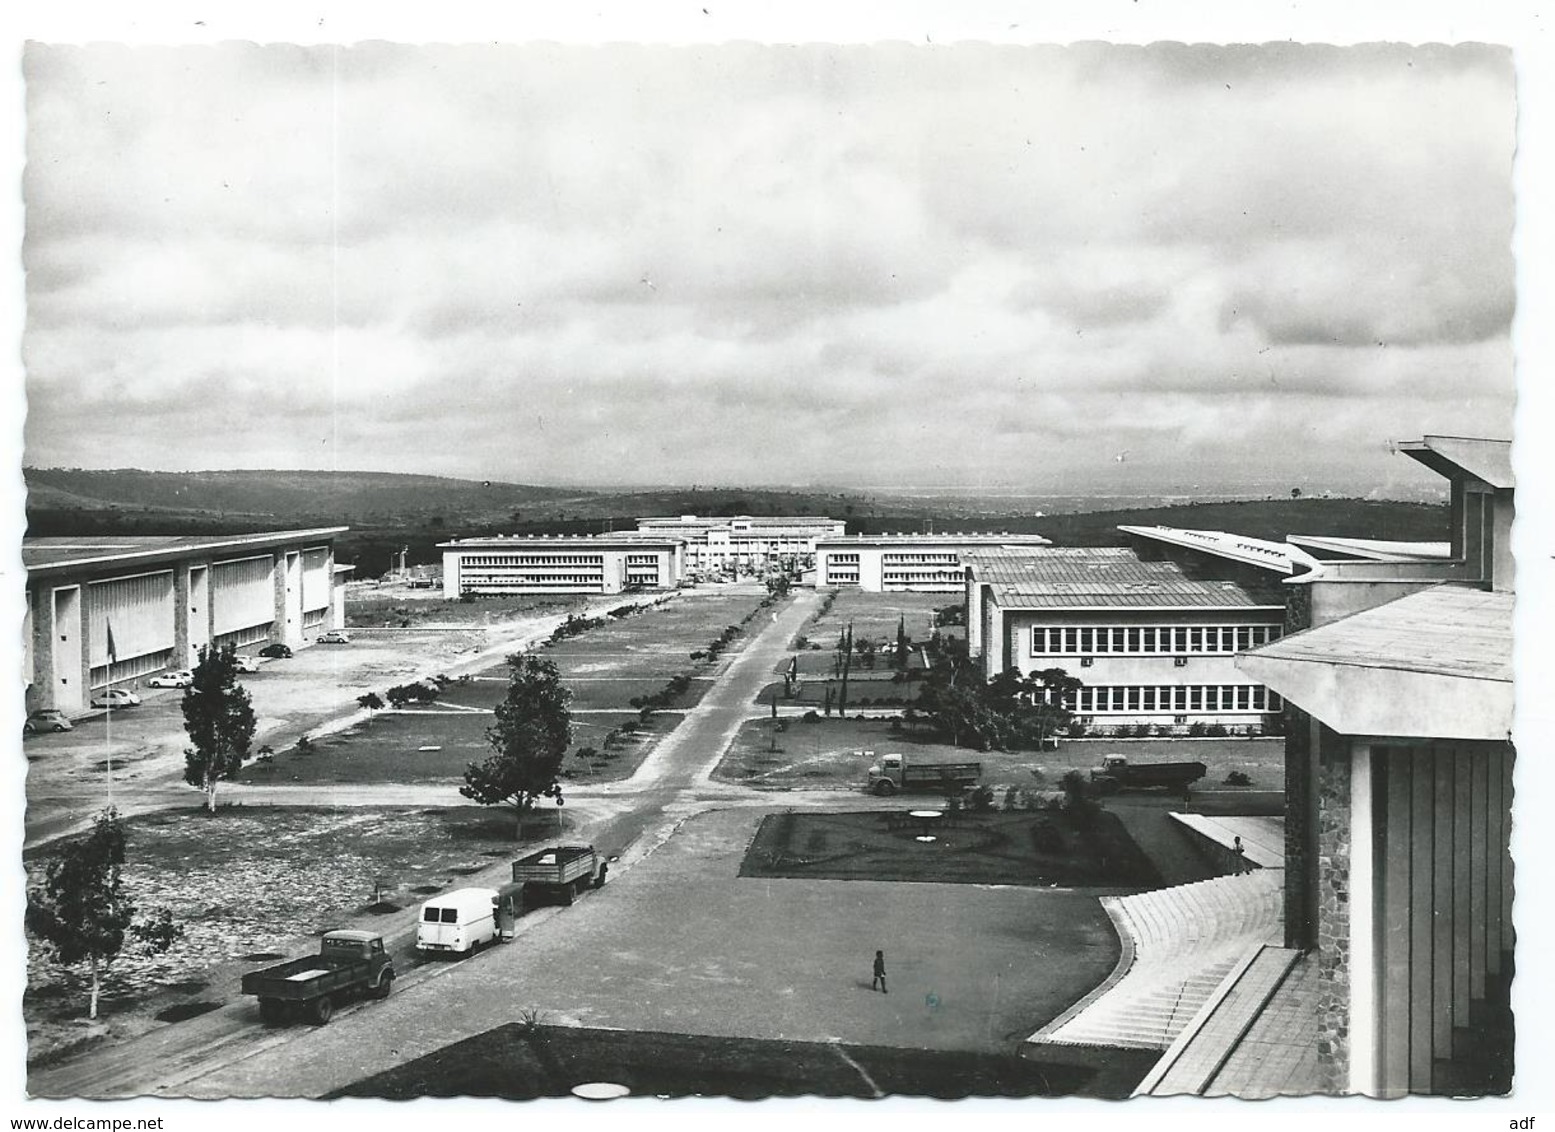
739,809,1161,888
331,1023,1147,1099
23,806,557,1051
344,592,581,629
235,708,676,786
797,589,952,654
716,716,1286,794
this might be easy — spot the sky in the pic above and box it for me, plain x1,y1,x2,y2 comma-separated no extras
20,40,1517,495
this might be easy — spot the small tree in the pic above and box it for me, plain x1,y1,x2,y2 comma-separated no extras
25,808,182,1019
182,645,258,812
357,692,385,717
462,654,572,839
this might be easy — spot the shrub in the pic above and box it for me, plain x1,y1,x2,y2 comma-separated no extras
1187,721,1209,738
1205,723,1230,738
1225,770,1252,787
1002,785,1021,812
802,710,819,722
968,785,996,813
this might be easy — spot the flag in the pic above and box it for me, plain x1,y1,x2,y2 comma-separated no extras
105,619,118,665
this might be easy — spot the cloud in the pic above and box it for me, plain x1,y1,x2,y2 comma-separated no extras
21,41,1515,491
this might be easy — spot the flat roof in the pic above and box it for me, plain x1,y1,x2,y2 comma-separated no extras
1287,535,1452,562
817,532,1051,548
23,528,348,576
637,514,841,527
439,535,682,550
1398,434,1513,489
1118,525,1297,574
1237,584,1512,740
966,547,1285,610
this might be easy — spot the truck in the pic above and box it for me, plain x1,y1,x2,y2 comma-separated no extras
240,929,395,1025
416,887,500,955
1089,754,1208,794
512,844,606,906
865,752,982,796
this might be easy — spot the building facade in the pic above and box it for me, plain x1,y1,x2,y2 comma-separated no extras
965,546,1287,731
439,535,684,597
24,528,350,714
816,532,1052,592
631,515,846,575
1236,435,1515,1096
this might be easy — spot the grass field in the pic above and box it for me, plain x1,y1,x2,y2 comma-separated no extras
331,1023,1150,1099
717,716,1286,794
798,589,952,653
740,809,1161,888
235,708,676,786
345,592,583,628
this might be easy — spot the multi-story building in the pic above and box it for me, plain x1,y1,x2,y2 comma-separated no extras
23,528,350,714
439,535,684,597
631,515,846,575
964,545,1289,730
815,532,1052,592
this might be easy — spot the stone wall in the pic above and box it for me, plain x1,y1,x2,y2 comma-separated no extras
1313,722,1354,1093
1282,705,1314,949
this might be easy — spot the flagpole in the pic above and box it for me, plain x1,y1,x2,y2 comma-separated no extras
104,619,116,805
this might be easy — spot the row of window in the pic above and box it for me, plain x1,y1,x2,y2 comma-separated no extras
625,554,662,565
463,574,604,586
1032,623,1282,656
89,648,176,690
882,554,960,565
214,622,272,650
826,553,862,564
458,554,607,567
1070,684,1282,714
883,571,962,583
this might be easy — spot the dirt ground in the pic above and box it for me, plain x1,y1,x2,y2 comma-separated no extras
22,805,563,1066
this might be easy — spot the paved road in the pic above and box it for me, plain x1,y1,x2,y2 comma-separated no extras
30,588,826,1098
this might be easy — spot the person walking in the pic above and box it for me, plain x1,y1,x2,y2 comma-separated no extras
872,949,888,993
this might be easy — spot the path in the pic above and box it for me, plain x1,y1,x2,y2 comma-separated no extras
29,589,822,1098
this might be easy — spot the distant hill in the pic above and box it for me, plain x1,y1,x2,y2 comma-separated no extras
22,467,1446,577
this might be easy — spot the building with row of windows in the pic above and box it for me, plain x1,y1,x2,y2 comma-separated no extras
815,532,1052,591
964,545,1290,731
438,535,685,597
629,514,846,575
23,528,351,714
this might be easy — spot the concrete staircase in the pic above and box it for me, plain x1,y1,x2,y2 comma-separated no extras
1026,870,1283,1052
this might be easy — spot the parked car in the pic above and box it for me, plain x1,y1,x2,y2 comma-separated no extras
90,688,142,709
146,670,194,689
315,630,352,644
23,709,73,734
259,643,293,659
232,655,261,673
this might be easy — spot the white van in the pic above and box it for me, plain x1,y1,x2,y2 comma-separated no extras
416,887,499,955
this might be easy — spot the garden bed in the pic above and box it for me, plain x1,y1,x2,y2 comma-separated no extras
739,809,1161,888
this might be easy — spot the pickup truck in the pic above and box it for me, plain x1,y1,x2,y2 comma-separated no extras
1089,754,1208,794
512,844,606,906
865,752,982,796
240,929,395,1025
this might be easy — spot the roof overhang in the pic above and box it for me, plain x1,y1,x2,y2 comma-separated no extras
1397,435,1513,490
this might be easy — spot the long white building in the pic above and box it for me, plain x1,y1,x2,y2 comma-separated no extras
631,515,846,574
24,528,350,714
439,534,684,597
815,532,1053,592
964,545,1288,730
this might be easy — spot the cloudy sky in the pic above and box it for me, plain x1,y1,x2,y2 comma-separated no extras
21,41,1515,494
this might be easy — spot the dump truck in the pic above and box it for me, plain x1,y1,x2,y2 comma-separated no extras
1089,754,1208,794
240,929,395,1025
512,844,606,906
865,752,982,796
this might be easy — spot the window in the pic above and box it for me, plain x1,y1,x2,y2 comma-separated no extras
1032,628,1047,655
1251,687,1266,710
1142,687,1156,711
1063,628,1078,653
423,908,440,923
1127,687,1140,711
1189,628,1203,652
1094,630,1110,654
1236,627,1252,651
1081,656,1093,667
1174,686,1188,710
1142,628,1157,653
1127,628,1140,652
1174,715,1187,725
1236,686,1251,710
440,908,458,923
1174,655,1188,668
1222,627,1237,652
1174,627,1188,653
1112,628,1126,652
1079,628,1094,653
1190,686,1203,710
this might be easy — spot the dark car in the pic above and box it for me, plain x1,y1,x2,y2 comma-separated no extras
259,643,293,659
23,709,73,735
